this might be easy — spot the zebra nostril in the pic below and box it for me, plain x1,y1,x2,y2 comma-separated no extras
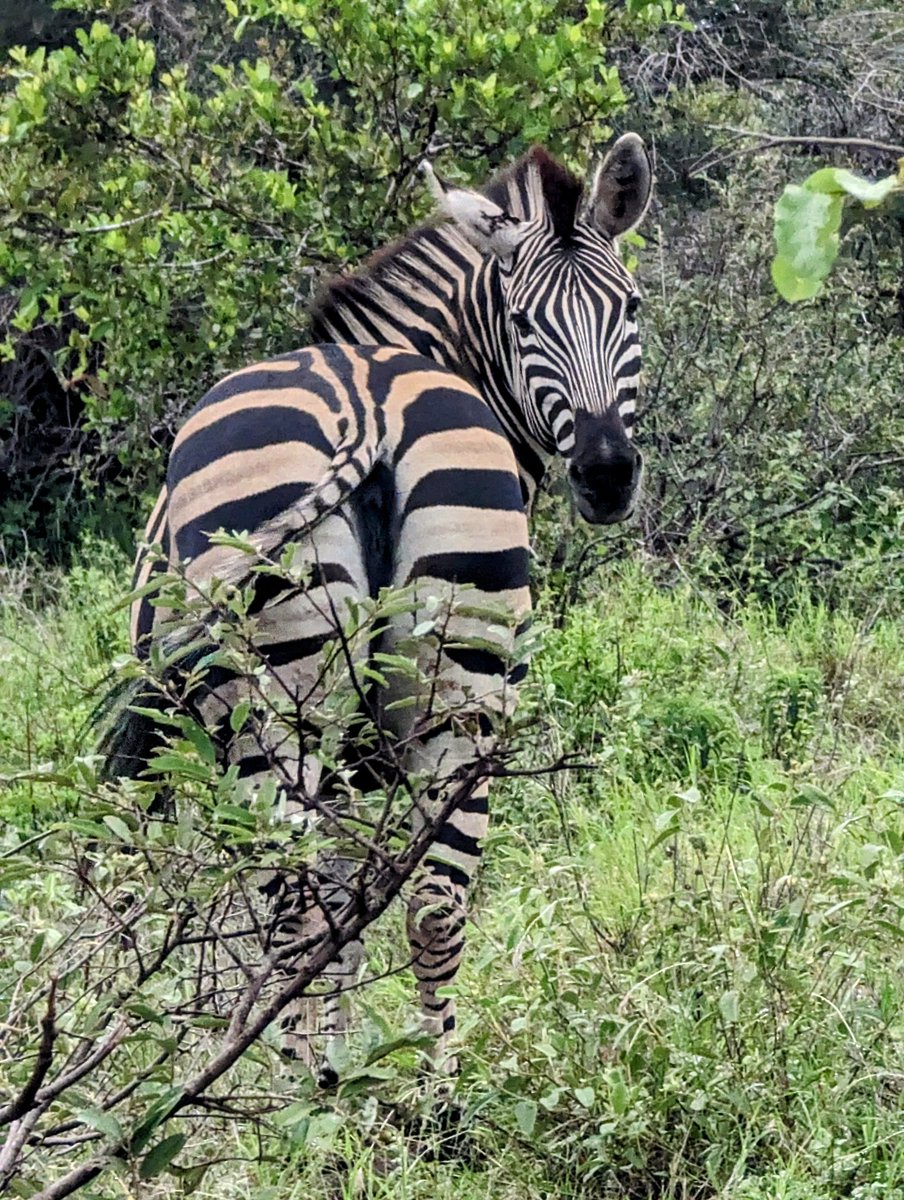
571,454,637,493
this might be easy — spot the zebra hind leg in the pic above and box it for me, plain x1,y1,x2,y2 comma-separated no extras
405,782,489,1082
275,855,365,1088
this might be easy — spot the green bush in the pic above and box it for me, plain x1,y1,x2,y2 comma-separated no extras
0,0,677,556
3,547,904,1197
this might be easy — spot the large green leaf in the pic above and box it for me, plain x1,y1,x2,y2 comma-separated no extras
138,1132,187,1179
772,185,843,302
771,160,903,300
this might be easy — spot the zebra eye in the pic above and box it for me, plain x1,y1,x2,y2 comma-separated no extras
625,295,641,320
511,311,532,336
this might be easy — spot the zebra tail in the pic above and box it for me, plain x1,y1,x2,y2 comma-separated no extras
191,432,381,592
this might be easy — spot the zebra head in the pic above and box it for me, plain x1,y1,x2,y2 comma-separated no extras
427,136,652,525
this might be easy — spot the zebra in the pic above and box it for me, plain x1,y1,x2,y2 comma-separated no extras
106,344,532,1084
103,134,652,1084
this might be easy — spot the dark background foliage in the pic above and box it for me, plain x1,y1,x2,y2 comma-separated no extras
1,0,901,610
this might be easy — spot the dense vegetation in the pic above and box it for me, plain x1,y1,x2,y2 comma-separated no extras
3,553,903,1197
1,1,902,1197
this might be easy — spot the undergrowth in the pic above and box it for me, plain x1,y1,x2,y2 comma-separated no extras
1,548,902,1198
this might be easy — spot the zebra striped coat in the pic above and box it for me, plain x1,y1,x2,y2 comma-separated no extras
107,134,652,1082
115,344,531,1081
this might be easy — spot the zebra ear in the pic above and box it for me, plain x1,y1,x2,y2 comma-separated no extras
423,161,527,261
587,133,652,239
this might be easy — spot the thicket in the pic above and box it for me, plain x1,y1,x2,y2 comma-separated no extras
622,0,904,609
1,0,901,611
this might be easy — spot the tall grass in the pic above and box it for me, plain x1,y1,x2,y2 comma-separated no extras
1,550,902,1198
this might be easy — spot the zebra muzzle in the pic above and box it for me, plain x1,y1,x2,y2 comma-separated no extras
568,434,642,525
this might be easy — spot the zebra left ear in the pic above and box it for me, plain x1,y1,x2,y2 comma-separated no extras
423,161,528,262
587,133,653,239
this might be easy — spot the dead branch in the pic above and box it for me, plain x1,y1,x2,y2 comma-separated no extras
22,761,490,1200
691,127,904,177
0,980,57,1127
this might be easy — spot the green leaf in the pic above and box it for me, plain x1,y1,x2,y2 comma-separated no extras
182,721,218,765
76,1108,123,1140
363,1033,434,1065
229,699,251,733
514,1098,537,1137
102,814,133,842
139,1132,187,1179
719,990,740,1024
647,810,680,851
804,166,901,208
771,255,822,303
169,1162,209,1193
772,184,843,302
130,1087,184,1153
574,1086,595,1109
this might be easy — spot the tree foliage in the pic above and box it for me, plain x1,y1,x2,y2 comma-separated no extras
0,0,677,554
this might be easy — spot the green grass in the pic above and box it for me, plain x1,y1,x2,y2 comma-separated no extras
2,551,903,1199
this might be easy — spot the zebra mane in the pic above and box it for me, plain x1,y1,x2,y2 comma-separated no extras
483,146,584,240
310,147,584,338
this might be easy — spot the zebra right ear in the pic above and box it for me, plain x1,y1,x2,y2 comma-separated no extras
422,162,528,262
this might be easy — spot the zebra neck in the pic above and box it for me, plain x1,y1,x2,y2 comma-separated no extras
461,262,549,509
312,228,550,506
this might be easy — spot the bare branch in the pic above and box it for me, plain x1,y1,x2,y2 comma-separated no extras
691,127,904,177
0,980,57,1128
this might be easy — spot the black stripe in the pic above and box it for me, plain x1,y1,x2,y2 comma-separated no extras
193,348,345,415
445,644,508,680
456,792,489,815
349,460,397,598
174,482,310,562
425,860,470,888
237,754,272,779
403,467,524,516
392,387,503,465
417,962,461,984
423,998,450,1012
614,358,641,382
408,547,529,593
418,945,465,971
247,563,356,614
508,660,529,685
133,557,169,655
144,494,168,546
256,632,335,670
434,823,481,859
170,406,334,486
406,227,473,277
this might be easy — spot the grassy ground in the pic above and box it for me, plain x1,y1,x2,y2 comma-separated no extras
2,544,903,1199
